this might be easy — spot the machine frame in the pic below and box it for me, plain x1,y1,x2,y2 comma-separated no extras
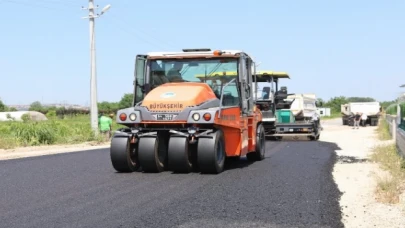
110,49,266,174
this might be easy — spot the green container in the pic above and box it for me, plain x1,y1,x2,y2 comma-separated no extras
276,110,295,123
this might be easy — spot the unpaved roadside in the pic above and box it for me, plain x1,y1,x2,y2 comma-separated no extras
321,118,405,228
0,142,110,161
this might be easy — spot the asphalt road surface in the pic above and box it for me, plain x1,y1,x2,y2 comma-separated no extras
0,139,344,228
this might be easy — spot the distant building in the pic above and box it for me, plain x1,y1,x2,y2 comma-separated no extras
316,107,331,117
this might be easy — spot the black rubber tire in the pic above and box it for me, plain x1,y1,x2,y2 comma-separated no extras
247,124,266,161
168,137,193,173
110,137,140,172
197,130,226,174
138,137,165,173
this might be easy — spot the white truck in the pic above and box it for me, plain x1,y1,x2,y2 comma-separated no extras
285,93,318,121
341,102,381,126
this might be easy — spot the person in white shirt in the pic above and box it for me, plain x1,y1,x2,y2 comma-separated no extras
311,112,322,131
361,113,368,127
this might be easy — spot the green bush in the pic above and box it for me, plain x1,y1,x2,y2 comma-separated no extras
9,121,57,146
21,113,31,122
46,110,56,118
385,103,405,116
0,115,126,149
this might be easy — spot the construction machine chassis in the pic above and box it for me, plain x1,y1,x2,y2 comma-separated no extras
110,123,266,174
270,121,320,141
109,48,269,174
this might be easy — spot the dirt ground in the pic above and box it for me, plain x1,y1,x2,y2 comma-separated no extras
321,118,405,228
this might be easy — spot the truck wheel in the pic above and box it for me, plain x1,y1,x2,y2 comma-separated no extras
138,137,166,173
247,124,266,161
168,137,193,173
110,136,140,172
197,130,225,174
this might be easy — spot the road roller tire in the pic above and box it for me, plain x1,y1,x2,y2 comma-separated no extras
110,136,140,172
247,124,266,161
168,137,193,173
138,137,166,173
197,130,226,174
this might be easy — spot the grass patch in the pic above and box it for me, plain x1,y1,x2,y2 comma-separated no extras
0,115,126,149
370,143,405,204
376,119,392,141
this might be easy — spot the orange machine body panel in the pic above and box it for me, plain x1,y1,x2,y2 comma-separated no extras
213,107,249,157
213,106,263,157
139,82,263,158
141,83,217,112
247,107,263,152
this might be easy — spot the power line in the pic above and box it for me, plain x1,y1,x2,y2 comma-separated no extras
106,16,175,51
3,0,180,50
2,0,65,10
26,0,77,7
107,14,179,50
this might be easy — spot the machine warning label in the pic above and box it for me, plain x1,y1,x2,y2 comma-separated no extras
149,103,184,109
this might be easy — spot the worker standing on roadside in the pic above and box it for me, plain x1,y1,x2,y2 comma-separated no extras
311,111,322,132
98,112,113,140
361,112,368,127
353,112,361,129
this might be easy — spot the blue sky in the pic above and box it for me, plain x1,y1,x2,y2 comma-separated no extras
0,0,404,106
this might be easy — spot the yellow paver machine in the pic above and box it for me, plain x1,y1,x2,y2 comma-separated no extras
252,71,321,141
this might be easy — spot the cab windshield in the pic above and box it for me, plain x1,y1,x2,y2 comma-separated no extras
254,82,273,100
149,58,239,98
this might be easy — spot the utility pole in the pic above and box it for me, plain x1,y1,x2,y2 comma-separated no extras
81,1,111,135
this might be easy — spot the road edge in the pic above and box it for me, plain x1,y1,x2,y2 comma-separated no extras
0,142,111,161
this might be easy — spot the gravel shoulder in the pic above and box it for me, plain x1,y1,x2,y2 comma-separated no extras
321,118,405,228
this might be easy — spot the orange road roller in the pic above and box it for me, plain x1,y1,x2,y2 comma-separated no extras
110,48,266,174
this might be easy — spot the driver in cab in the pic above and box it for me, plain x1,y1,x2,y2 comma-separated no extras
151,62,169,88
167,62,185,82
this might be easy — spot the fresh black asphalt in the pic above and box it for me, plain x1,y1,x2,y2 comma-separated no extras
0,139,344,228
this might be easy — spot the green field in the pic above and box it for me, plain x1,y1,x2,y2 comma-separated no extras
0,115,125,150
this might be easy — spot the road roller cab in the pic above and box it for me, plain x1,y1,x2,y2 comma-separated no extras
110,48,266,174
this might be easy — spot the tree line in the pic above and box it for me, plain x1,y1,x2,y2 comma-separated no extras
0,93,133,117
0,94,400,116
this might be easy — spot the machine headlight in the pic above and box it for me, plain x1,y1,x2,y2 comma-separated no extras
129,113,137,121
192,113,200,121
